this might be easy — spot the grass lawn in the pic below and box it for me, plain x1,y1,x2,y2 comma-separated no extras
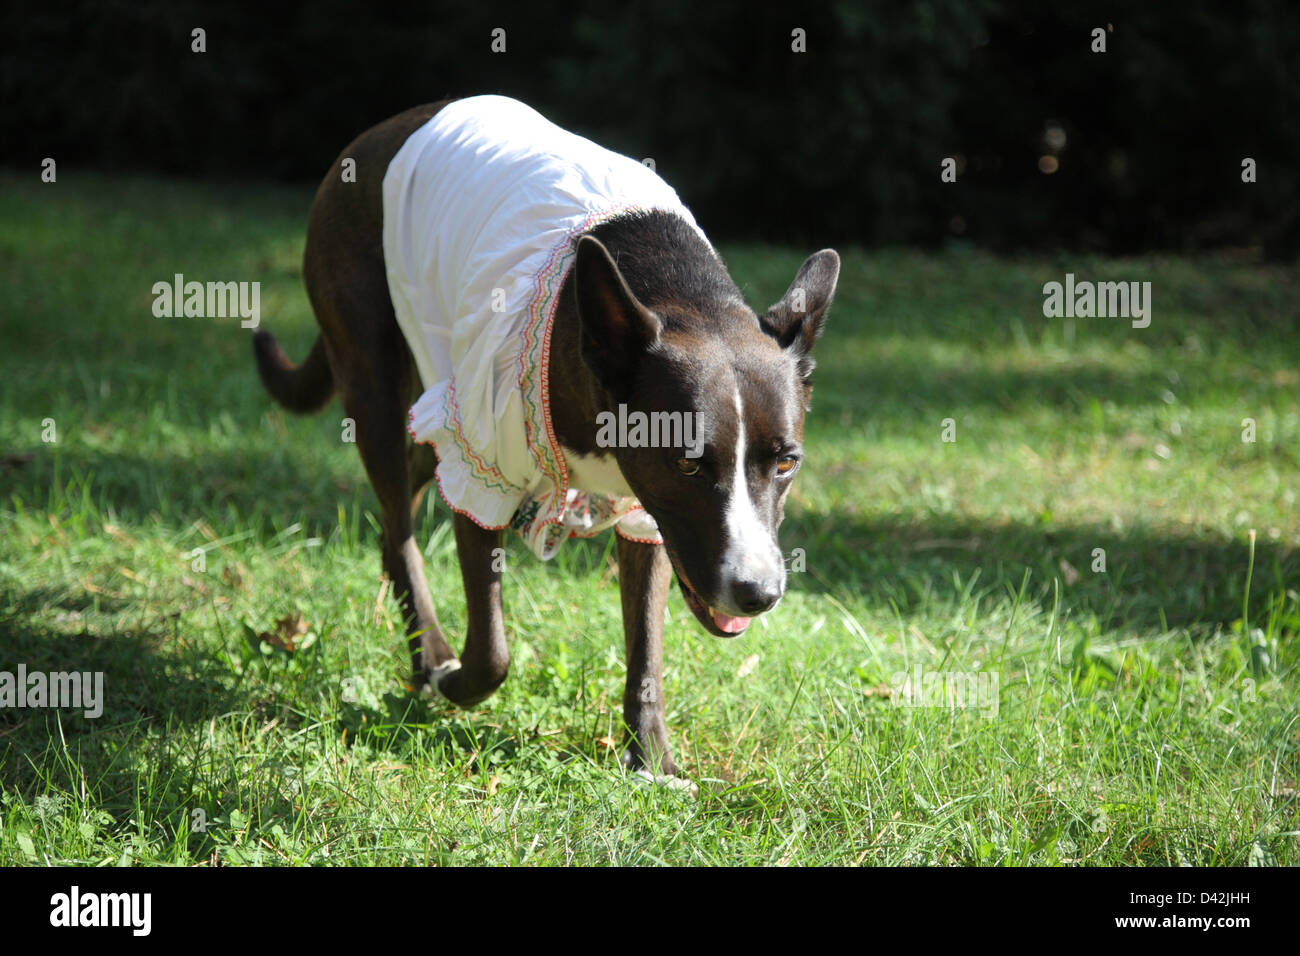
0,170,1296,865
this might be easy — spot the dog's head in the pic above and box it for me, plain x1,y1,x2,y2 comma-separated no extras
575,234,839,637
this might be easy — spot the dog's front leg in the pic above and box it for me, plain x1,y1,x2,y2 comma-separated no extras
431,513,510,707
615,533,681,780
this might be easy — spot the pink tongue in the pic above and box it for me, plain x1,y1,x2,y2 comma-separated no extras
712,611,751,634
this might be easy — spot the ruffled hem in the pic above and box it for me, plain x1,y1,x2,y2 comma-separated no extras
410,384,526,529
514,488,661,560
412,394,663,556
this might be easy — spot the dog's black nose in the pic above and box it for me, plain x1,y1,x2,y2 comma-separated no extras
732,579,782,615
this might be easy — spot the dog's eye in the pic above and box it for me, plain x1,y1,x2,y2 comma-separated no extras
776,456,799,476
676,457,701,476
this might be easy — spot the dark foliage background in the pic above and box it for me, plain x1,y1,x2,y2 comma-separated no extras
3,0,1297,254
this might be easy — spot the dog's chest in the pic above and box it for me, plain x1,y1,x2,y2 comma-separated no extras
562,448,633,498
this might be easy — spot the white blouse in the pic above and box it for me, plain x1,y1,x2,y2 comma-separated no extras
382,95,705,559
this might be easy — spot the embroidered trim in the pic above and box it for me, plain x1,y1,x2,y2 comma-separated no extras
441,378,515,493
615,529,665,545
410,206,676,556
515,203,664,544
428,445,511,531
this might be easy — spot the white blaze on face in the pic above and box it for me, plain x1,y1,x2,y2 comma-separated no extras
721,384,784,610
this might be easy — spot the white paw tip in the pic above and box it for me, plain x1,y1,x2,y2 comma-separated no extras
422,659,462,699
631,767,699,796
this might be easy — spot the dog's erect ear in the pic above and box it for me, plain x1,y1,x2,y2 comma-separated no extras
574,235,662,394
760,249,840,385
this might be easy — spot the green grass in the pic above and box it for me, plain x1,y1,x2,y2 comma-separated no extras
0,169,1297,866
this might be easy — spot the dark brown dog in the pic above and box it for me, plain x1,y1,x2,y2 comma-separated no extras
253,98,838,785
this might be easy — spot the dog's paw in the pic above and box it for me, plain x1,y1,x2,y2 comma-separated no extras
630,767,699,797
421,658,463,700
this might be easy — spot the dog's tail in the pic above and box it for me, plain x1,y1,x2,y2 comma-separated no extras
252,331,335,414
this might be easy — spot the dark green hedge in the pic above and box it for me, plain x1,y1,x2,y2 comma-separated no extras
3,0,1296,253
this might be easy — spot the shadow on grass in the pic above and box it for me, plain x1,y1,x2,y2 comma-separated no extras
10,438,1293,638
0,604,263,857
0,593,507,860
338,691,525,771
0,498,1290,861
808,351,1177,424
778,509,1296,634
3,442,361,541
0,579,613,810
481,507,1293,638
